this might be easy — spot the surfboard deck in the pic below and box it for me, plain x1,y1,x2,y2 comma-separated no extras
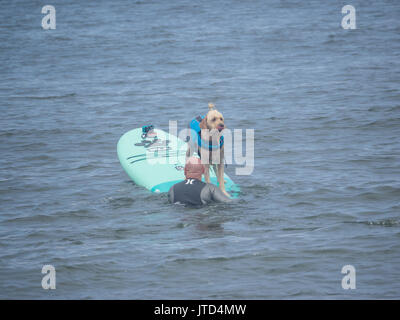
117,127,240,198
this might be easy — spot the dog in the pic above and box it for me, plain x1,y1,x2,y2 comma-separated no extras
186,103,229,197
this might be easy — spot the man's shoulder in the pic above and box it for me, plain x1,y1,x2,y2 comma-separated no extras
171,179,206,189
171,179,187,188
182,179,206,185
201,183,219,197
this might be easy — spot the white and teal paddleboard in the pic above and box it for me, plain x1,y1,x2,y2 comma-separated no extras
117,127,240,198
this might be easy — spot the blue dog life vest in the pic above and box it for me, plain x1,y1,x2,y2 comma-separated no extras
188,115,224,150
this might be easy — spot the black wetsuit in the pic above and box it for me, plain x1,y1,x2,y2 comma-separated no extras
168,178,232,206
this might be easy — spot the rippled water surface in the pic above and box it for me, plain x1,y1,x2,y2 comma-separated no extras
1,0,400,299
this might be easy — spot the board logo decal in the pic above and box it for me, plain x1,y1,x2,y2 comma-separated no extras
130,137,174,164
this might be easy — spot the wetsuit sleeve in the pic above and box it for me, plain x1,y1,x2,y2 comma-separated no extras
200,184,232,203
211,185,232,203
168,185,174,203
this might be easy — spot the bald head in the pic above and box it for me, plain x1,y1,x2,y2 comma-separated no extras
184,157,205,180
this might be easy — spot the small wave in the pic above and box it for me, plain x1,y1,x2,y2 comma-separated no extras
355,219,400,227
303,212,347,220
281,226,319,232
3,209,93,224
9,93,76,100
61,237,84,245
358,118,400,129
24,154,56,161
388,105,400,112
310,116,330,121
105,196,135,208
150,39,177,47
168,253,254,264
288,201,316,208
75,164,99,171
52,36,73,41
323,39,338,45
0,128,62,136
355,186,400,200
368,106,385,112
0,127,92,139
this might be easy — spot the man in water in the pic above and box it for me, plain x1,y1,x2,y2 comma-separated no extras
168,157,232,206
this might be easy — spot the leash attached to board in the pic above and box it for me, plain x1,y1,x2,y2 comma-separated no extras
141,125,155,139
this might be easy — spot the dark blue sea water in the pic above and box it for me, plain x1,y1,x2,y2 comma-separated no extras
0,0,399,299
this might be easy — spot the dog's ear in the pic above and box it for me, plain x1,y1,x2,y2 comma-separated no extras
199,115,207,129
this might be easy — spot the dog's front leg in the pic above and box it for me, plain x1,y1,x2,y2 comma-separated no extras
217,163,230,198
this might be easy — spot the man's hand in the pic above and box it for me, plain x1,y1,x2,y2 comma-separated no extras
222,190,231,198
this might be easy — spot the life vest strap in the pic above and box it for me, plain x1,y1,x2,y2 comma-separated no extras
188,115,224,150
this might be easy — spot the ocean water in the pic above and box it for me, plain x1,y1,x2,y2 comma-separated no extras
0,0,399,299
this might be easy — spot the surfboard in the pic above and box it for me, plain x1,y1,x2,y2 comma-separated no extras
117,126,240,198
